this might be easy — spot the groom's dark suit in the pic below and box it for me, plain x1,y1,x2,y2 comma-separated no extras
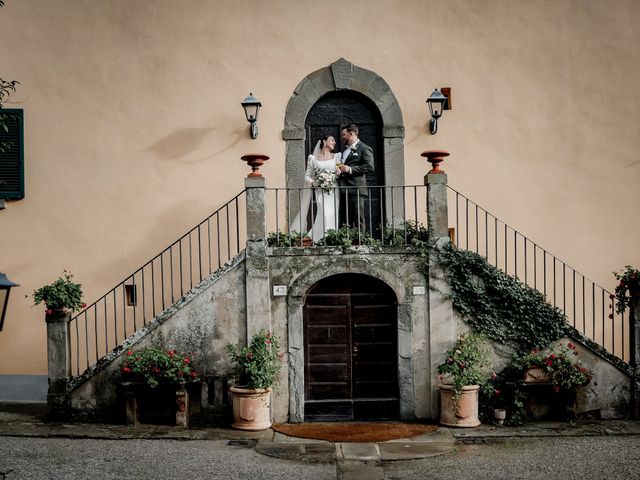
338,140,374,232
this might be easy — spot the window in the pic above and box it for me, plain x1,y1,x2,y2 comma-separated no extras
0,108,24,200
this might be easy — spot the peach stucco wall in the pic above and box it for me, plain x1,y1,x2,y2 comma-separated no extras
0,0,639,374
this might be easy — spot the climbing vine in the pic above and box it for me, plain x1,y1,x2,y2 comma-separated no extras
426,242,568,353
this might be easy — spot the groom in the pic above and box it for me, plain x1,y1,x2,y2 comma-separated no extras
338,124,374,233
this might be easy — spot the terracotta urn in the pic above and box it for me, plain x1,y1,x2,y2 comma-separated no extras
421,150,450,174
438,384,480,427
241,154,269,178
229,386,272,431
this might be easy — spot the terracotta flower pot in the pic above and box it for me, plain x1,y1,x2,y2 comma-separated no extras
438,384,480,427
524,366,551,383
229,386,272,431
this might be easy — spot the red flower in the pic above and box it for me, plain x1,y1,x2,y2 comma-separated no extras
246,352,253,359
121,366,131,374
567,343,575,350
127,350,133,356
184,357,190,364
177,371,184,377
82,303,87,309
45,309,53,315
190,371,197,378
152,367,160,374
553,386,560,393
550,354,556,359
168,350,175,357
494,389,501,396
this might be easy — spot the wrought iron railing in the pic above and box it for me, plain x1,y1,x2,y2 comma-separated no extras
68,183,627,377
447,186,628,362
265,185,428,244
69,191,247,376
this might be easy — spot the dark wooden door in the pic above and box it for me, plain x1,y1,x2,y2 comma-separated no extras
305,91,384,237
304,274,398,421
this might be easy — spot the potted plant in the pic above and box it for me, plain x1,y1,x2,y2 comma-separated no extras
29,270,85,321
227,330,283,431
119,347,200,426
505,341,592,421
437,332,492,427
511,342,592,392
613,265,640,314
120,347,200,388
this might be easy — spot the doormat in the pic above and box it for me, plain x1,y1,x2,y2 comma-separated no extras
271,422,438,443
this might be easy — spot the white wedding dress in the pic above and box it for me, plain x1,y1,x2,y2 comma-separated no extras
291,153,341,241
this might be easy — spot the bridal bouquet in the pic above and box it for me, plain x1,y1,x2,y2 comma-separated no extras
312,168,337,193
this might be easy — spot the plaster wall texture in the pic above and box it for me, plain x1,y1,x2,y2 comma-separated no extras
1,0,639,376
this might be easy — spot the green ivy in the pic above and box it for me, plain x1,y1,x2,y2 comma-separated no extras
429,243,568,353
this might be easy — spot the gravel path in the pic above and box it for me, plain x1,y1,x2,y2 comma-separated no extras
0,437,335,480
383,436,640,480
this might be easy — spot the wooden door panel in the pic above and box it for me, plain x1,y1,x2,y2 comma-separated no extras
304,273,398,421
308,364,349,383
308,383,351,400
354,343,395,362
307,325,349,345
307,345,349,363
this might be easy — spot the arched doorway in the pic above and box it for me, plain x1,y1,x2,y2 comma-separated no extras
305,91,384,236
284,58,406,231
303,273,399,421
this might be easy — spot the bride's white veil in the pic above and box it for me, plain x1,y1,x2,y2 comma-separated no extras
312,139,322,156
290,139,322,235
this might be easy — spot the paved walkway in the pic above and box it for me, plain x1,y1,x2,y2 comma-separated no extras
2,407,640,479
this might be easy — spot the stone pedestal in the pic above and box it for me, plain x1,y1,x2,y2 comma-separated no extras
45,311,71,419
122,382,190,427
244,175,271,338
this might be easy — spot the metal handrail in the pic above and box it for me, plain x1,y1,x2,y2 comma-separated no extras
69,190,247,376
447,185,627,362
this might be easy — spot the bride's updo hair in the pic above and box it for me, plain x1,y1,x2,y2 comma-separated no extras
319,134,332,151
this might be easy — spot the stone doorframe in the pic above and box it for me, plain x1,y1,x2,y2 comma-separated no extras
283,58,406,223
286,261,416,423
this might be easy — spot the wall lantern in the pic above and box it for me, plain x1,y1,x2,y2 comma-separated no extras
0,272,19,332
426,88,449,135
241,92,262,139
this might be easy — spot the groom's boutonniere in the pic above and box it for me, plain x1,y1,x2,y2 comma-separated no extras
350,145,359,157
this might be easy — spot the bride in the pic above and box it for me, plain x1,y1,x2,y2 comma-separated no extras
290,135,341,241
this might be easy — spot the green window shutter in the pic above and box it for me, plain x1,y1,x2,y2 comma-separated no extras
0,108,24,200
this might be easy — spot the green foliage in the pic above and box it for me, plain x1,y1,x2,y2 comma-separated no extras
120,347,199,388
317,225,377,247
432,243,568,352
437,332,492,398
30,270,85,313
227,330,283,389
267,230,311,247
613,265,640,314
382,220,429,247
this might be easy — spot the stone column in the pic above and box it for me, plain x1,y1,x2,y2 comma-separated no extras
423,150,455,421
244,175,271,339
424,150,450,240
631,297,640,419
46,310,71,418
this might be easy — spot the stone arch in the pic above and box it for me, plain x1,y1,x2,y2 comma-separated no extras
283,58,405,192
286,260,416,422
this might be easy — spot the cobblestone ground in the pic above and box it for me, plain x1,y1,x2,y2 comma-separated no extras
384,436,640,480
0,437,335,480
